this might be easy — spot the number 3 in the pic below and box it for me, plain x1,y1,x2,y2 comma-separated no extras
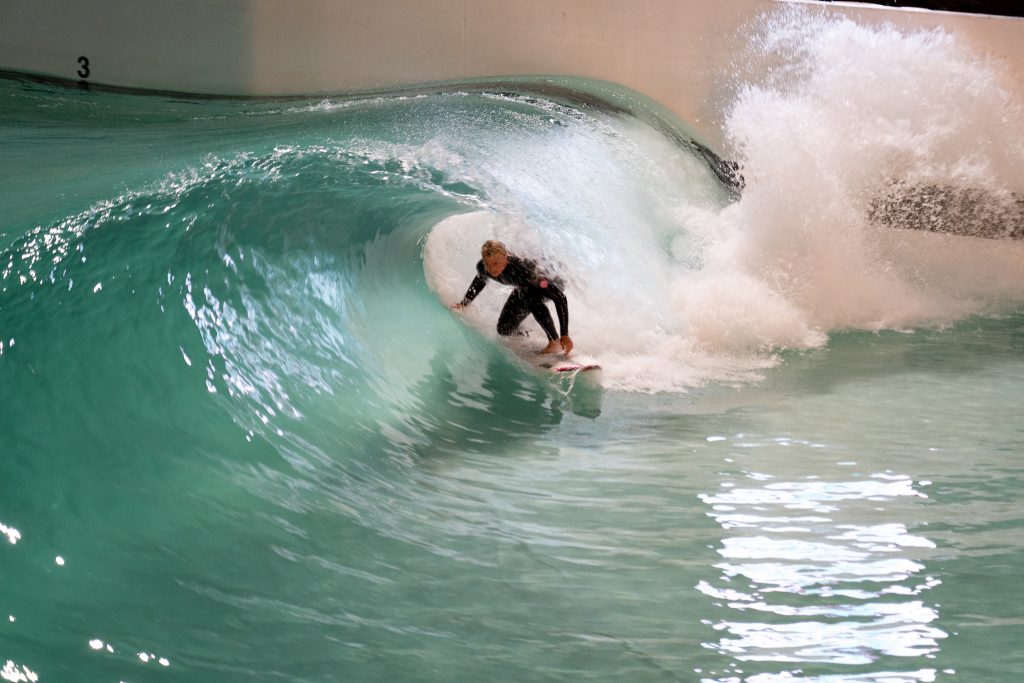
77,56,90,80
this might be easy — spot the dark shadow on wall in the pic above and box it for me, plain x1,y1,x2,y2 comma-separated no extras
815,1,1024,18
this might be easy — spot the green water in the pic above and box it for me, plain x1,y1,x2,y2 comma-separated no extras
2,18,1024,682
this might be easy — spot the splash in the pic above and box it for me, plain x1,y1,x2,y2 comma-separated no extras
706,10,1024,333
426,10,1024,393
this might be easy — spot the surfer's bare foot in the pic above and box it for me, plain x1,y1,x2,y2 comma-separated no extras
540,340,560,354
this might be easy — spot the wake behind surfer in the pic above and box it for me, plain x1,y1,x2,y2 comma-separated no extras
450,240,574,355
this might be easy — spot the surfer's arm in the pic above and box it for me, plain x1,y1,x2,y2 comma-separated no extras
452,263,488,309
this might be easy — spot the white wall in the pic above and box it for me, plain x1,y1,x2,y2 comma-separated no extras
1,0,1022,144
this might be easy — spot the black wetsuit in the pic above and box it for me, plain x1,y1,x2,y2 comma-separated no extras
459,255,569,342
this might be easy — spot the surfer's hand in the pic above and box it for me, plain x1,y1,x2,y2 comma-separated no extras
449,302,465,310
560,336,574,355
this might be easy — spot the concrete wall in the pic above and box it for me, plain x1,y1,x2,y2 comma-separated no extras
2,0,1022,144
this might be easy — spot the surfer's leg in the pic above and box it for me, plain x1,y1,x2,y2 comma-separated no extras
528,298,558,342
497,290,531,336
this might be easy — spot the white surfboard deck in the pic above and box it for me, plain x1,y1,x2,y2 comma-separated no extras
535,358,602,374
507,339,601,374
499,334,601,375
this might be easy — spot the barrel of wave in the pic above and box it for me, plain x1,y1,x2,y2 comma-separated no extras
423,212,800,393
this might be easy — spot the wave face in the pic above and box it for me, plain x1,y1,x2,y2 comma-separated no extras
2,9,1024,683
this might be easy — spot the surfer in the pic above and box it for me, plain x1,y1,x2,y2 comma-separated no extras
451,240,574,355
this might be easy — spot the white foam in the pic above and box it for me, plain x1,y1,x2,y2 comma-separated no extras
423,17,1024,392
715,10,1024,333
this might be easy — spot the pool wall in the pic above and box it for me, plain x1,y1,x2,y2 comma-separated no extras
2,0,1022,145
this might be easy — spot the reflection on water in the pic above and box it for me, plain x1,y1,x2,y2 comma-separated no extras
698,436,947,682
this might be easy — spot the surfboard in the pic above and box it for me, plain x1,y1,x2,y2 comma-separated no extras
537,359,601,374
499,335,600,375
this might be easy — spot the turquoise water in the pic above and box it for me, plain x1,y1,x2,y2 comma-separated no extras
3,14,1024,683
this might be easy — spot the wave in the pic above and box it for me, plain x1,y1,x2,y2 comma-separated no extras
4,10,1023,428
3,15,1024,680
424,13,1024,392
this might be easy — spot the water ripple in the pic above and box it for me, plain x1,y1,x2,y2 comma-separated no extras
700,462,945,674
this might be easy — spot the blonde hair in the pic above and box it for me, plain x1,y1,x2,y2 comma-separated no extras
481,240,507,258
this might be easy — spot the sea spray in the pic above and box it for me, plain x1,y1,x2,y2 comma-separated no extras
706,9,1024,333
